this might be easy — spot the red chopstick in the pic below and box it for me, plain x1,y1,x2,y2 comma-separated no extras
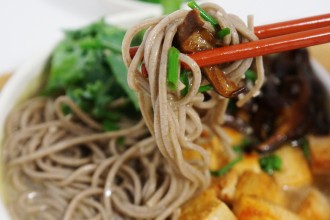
190,26,330,67
129,13,330,66
254,13,330,39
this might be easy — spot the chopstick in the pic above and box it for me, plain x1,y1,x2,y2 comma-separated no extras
254,13,330,39
129,13,330,67
190,26,330,68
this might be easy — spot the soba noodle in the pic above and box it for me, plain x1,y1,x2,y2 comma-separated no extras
122,3,264,195
4,3,264,220
4,96,195,219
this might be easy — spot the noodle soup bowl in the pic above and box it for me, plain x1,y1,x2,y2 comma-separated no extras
0,9,162,219
0,7,330,220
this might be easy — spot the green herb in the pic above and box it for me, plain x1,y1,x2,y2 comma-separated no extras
210,157,243,176
245,69,257,82
138,0,186,14
187,1,218,26
105,51,138,109
217,28,231,38
198,84,213,93
259,154,282,175
167,47,180,91
299,137,311,161
43,19,141,131
102,120,119,131
161,0,183,14
180,70,190,96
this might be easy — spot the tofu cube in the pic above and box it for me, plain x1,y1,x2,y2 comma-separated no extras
274,146,312,188
232,153,262,174
298,188,330,220
308,135,330,174
213,153,262,203
234,196,301,220
179,187,237,220
235,171,286,206
184,136,228,171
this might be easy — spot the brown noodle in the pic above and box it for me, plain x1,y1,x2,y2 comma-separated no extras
122,2,264,197
4,3,264,219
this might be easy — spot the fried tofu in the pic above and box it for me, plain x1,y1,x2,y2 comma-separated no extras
184,127,245,171
298,188,330,220
184,135,228,171
308,135,330,174
274,146,312,188
222,126,244,146
179,187,237,220
213,153,262,203
232,153,262,174
235,171,286,206
233,196,301,220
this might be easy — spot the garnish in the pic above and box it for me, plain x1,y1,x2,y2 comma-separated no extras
210,157,243,176
161,0,184,14
43,19,141,131
139,0,188,14
180,70,190,96
167,47,180,91
259,154,282,174
244,69,258,82
187,1,218,26
198,84,213,93
217,27,231,38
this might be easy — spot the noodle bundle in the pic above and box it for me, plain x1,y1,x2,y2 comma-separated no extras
4,3,265,220
122,2,264,194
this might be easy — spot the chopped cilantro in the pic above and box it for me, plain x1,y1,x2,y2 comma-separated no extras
259,154,282,175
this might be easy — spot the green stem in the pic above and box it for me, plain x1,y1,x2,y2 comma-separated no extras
210,157,243,176
198,84,213,93
167,47,180,91
187,1,218,26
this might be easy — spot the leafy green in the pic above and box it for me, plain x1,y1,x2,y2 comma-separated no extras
210,157,243,176
43,19,141,131
161,0,184,14
259,154,282,175
137,0,186,14
105,52,139,108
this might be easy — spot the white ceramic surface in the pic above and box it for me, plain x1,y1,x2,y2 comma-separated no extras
0,3,330,219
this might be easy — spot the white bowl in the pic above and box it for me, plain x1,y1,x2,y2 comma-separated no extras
0,4,330,219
